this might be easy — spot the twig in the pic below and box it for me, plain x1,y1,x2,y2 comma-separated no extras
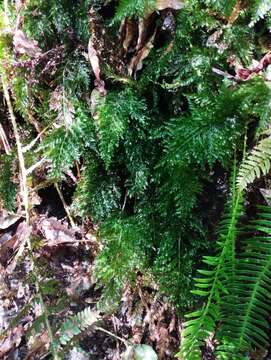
1,74,60,360
55,183,76,227
0,123,11,154
1,5,59,358
25,156,47,176
94,326,132,346
22,125,49,152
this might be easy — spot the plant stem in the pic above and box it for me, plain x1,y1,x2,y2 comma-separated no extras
1,72,59,360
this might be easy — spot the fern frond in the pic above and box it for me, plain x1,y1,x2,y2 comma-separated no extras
237,136,271,192
217,206,271,358
0,154,16,211
97,89,149,169
178,171,243,360
250,0,271,26
113,0,155,22
41,101,95,179
58,307,99,347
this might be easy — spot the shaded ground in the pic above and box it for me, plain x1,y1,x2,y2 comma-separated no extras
0,186,180,360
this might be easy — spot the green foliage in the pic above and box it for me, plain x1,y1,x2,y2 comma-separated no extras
179,168,243,360
57,307,99,347
97,88,149,169
72,156,121,221
114,0,156,22
0,154,16,211
203,0,237,17
217,206,271,358
250,0,271,26
42,100,95,179
237,135,271,191
5,0,271,358
94,214,151,310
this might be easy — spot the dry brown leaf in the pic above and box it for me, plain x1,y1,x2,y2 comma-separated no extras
122,19,138,53
13,30,41,58
0,233,17,265
0,210,21,230
66,274,92,298
156,0,185,10
39,217,76,246
25,331,50,360
128,31,156,77
5,221,29,272
49,86,75,127
0,326,23,358
88,37,106,95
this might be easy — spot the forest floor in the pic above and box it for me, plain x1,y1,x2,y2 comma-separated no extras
1,186,271,359
0,186,183,360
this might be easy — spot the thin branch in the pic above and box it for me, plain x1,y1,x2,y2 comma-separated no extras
55,183,76,227
94,326,132,346
22,126,49,152
0,123,11,154
1,74,60,360
25,156,47,176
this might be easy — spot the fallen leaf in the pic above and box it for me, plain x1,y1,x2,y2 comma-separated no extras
0,210,21,230
121,18,138,53
38,217,76,246
0,326,23,358
128,31,156,77
260,188,271,205
156,0,185,10
0,233,16,265
49,86,75,128
88,36,106,95
25,331,49,360
13,30,41,58
122,345,158,360
66,273,92,298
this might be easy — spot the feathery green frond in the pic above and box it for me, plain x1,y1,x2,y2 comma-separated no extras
0,154,16,211
250,0,271,26
217,206,271,358
58,307,99,347
237,135,271,191
113,0,155,22
94,214,151,311
72,156,121,221
179,167,243,360
42,101,95,179
97,88,149,169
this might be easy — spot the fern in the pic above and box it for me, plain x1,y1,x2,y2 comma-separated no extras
94,214,150,311
0,154,16,211
203,0,238,17
237,135,271,192
57,307,99,347
178,168,243,360
72,156,121,221
250,0,271,26
113,0,155,22
97,88,149,169
42,101,95,179
217,206,271,358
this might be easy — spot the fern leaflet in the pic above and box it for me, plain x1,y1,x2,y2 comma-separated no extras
237,136,271,191
217,206,271,358
178,169,243,360
57,307,99,347
250,0,271,26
